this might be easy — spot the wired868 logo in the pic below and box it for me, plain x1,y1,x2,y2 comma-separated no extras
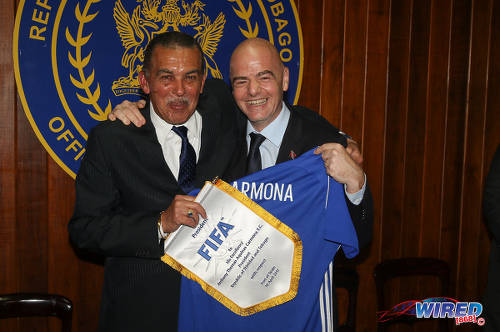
377,297,485,326
14,0,303,178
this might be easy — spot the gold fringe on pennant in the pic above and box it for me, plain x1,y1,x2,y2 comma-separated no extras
161,178,303,316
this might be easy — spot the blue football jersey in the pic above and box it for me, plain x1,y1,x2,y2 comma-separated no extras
178,149,359,332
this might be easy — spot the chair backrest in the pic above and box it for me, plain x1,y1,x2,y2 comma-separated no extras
334,267,359,332
0,293,73,332
373,257,450,332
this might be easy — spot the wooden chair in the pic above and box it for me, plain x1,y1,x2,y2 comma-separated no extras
0,293,73,332
373,257,450,331
334,267,359,332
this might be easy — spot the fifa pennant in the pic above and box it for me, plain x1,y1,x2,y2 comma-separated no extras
161,178,302,316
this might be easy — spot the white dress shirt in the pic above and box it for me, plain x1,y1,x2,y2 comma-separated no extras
246,102,291,169
150,106,202,241
150,105,202,180
246,102,366,205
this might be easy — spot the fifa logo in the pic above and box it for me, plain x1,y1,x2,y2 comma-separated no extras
112,0,226,96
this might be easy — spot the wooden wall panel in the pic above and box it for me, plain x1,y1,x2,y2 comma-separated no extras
15,97,49,332
3,0,500,331
340,0,367,139
486,1,500,165
355,0,390,329
296,0,324,110
420,0,452,259
440,0,471,300
397,0,432,316
320,0,345,125
401,0,431,259
47,159,79,332
418,2,454,325
457,0,492,302
381,0,412,261
0,0,17,331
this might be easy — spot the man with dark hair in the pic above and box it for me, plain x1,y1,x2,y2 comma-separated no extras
68,31,240,331
142,29,206,75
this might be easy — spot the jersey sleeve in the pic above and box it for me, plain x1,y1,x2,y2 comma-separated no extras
323,177,359,258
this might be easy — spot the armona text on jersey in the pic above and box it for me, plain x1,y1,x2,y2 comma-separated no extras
231,181,293,202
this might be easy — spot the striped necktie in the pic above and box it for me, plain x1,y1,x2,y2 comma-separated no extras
172,125,196,192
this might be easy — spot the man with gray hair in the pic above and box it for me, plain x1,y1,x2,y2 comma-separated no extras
69,31,241,331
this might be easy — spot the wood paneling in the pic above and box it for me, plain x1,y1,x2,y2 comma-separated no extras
3,0,500,331
320,0,345,126
457,0,492,302
382,0,412,261
356,0,390,329
297,0,324,110
1,0,17,330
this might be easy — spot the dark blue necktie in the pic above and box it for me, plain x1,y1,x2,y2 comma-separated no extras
172,126,196,193
246,132,266,175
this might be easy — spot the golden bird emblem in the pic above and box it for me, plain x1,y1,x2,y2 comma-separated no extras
113,0,159,88
193,12,226,79
140,0,205,33
111,0,225,96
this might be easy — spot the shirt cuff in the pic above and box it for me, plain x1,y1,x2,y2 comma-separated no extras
344,173,366,205
158,223,169,254
158,219,169,242
159,227,168,239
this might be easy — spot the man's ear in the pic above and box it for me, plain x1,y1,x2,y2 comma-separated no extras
200,72,207,93
139,71,150,94
282,67,290,92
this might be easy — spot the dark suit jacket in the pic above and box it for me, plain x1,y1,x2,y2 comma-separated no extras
225,105,373,249
224,105,373,330
483,144,500,332
68,79,241,332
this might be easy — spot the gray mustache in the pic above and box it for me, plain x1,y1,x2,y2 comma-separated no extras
167,97,189,105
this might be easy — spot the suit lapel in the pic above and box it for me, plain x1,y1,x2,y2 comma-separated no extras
276,110,302,164
234,108,301,171
195,91,224,186
197,100,220,166
137,104,180,189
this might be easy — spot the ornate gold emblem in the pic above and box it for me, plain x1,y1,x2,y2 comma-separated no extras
112,0,226,95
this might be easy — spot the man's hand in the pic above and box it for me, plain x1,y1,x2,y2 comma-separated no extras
108,99,147,127
314,143,365,193
159,195,207,233
346,138,363,165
